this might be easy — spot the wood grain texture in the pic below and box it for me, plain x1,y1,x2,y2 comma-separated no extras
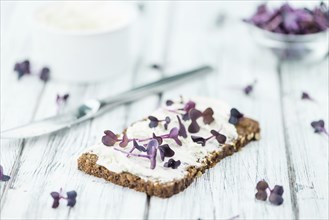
148,12,295,219
1,1,328,219
280,59,329,219
0,2,45,207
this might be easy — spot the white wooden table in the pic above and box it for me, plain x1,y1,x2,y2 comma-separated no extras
1,1,328,219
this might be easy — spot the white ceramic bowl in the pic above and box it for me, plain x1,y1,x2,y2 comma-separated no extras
32,2,138,82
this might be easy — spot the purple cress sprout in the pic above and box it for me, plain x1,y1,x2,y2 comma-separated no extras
50,188,77,208
229,108,244,125
177,115,187,138
115,139,159,169
164,158,181,169
243,80,257,95
102,127,183,148
14,60,51,82
255,180,284,206
158,144,175,161
188,107,215,133
311,120,329,137
102,130,118,146
56,93,70,113
191,129,226,146
301,92,315,101
0,165,10,181
148,116,171,130
40,67,50,82
166,100,174,106
14,60,30,79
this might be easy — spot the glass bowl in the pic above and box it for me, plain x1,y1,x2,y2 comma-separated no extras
249,24,329,62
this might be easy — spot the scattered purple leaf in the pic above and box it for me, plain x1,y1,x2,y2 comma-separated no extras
271,185,284,196
133,139,147,152
0,165,10,181
168,127,182,146
191,129,226,146
14,60,30,79
39,67,50,82
255,180,284,206
50,189,77,209
269,192,284,205
210,129,227,144
56,93,70,113
256,180,269,191
148,116,171,130
188,109,202,133
311,120,329,137
229,108,244,125
191,135,207,146
119,133,129,148
66,191,77,207
301,91,315,101
145,139,158,169
150,64,163,71
164,158,181,169
164,116,171,130
202,107,215,124
102,130,118,146
166,100,174,106
182,100,196,112
255,190,268,201
243,80,257,95
14,60,51,82
152,133,163,145
177,115,187,138
148,116,159,128
158,144,175,161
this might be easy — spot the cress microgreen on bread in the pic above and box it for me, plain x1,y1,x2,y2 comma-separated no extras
102,127,182,147
148,116,171,130
101,98,222,170
164,158,181,169
191,129,227,146
177,115,187,138
188,107,215,133
158,144,175,161
229,108,244,125
115,139,159,169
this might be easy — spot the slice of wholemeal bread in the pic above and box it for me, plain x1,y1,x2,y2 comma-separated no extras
78,97,260,198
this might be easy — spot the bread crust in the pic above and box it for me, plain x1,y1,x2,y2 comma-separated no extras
77,117,260,198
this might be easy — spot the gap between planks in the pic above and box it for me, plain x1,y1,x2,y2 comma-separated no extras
277,61,299,219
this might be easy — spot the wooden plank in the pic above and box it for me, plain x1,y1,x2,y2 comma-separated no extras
148,6,295,218
280,59,329,219
0,2,45,203
0,2,173,219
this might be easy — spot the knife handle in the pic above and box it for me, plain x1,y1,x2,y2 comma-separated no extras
99,65,213,108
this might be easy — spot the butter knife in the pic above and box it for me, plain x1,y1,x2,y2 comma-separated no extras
1,65,212,139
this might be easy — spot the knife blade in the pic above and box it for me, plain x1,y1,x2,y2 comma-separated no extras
1,65,212,139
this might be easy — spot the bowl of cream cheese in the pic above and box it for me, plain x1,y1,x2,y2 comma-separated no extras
32,1,138,82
